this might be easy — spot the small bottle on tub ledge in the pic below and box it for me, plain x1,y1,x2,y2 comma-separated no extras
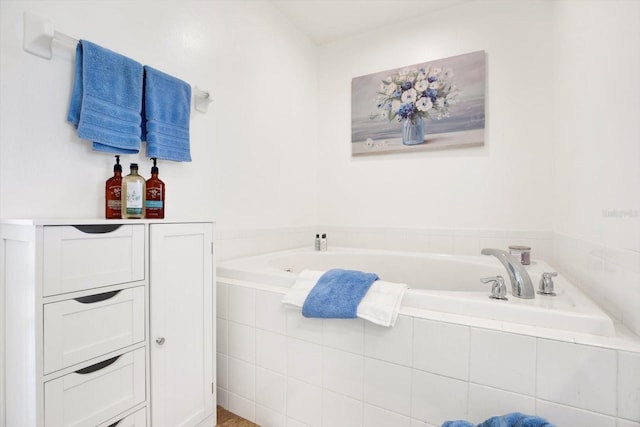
320,233,327,251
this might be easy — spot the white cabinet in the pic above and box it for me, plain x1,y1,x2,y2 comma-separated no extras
0,220,216,427
150,223,215,427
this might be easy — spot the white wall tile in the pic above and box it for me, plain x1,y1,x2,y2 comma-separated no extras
228,321,256,364
229,285,256,326
256,329,287,375
364,314,413,367
256,289,288,334
217,353,228,389
470,328,536,395
363,357,412,416
256,367,287,414
323,318,364,354
217,318,229,355
411,370,468,426
618,419,640,427
287,417,311,427
217,387,228,408
228,357,256,401
287,378,322,427
287,337,323,386
413,319,469,380
322,389,363,427
467,384,535,423
217,282,229,319
363,404,411,427
323,347,364,400
229,392,256,423
287,310,323,344
537,339,617,416
618,351,640,421
535,399,616,427
256,404,287,427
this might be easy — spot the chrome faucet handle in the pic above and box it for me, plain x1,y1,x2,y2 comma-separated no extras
481,276,508,300
537,272,558,296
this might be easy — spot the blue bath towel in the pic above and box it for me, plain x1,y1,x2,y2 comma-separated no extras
302,269,379,319
441,421,475,427
67,40,143,154
441,412,556,427
142,66,192,162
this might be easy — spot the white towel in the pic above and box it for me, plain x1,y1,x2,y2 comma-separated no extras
282,270,408,327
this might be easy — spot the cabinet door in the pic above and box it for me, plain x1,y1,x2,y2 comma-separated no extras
150,223,214,427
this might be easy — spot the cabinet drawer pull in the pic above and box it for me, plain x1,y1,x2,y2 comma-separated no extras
74,290,121,304
75,355,121,375
107,420,123,427
72,224,123,234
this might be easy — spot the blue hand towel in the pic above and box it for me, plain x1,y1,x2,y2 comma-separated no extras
142,66,192,162
67,40,143,154
302,269,379,319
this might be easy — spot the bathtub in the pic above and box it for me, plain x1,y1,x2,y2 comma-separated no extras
217,247,615,337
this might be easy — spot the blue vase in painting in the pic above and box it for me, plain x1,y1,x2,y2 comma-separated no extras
402,115,424,145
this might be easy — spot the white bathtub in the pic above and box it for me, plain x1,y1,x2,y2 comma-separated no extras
217,247,615,337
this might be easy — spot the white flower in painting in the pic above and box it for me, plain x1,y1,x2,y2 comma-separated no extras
385,82,398,95
430,67,442,76
416,97,433,112
401,88,418,104
436,98,445,108
380,109,389,119
414,80,428,92
398,68,410,77
429,81,439,89
416,70,427,81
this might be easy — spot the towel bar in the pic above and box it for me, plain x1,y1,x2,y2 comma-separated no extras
21,12,212,113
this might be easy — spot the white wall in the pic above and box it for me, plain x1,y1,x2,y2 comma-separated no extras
0,0,318,229
552,0,640,335
316,0,555,231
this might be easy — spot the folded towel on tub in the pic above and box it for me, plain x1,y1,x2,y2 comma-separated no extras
282,269,408,327
442,412,556,427
302,269,379,319
142,65,192,162
67,40,143,154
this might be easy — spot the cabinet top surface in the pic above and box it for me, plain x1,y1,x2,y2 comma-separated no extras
0,218,215,226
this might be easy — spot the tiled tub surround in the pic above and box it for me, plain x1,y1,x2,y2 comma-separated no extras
216,279,640,427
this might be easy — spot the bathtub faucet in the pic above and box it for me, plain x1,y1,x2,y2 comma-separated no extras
480,248,535,299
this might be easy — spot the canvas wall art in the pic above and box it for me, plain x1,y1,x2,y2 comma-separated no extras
351,50,486,156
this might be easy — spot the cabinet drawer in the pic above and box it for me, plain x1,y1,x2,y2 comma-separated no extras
44,347,146,427
44,286,145,374
43,224,145,296
103,407,146,427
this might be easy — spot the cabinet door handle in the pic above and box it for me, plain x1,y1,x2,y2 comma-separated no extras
107,419,123,427
72,224,123,234
75,355,121,375
74,290,121,304
156,337,166,345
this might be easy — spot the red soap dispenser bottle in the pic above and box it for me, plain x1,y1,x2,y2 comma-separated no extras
145,158,165,219
105,155,123,219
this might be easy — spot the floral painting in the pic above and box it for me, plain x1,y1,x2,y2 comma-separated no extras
351,50,485,155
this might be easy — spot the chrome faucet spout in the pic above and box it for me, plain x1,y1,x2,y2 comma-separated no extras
481,248,535,299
